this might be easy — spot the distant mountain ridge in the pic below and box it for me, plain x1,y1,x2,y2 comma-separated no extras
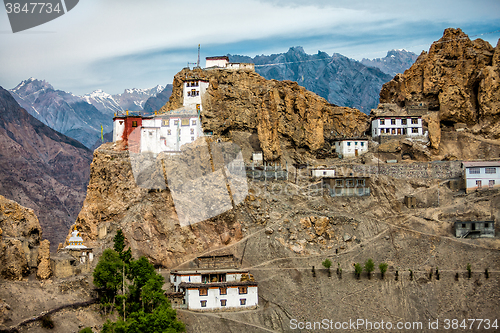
229,47,417,113
0,86,93,249
361,49,419,77
9,78,165,148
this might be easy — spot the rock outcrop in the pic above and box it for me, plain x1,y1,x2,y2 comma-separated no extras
36,239,51,279
161,68,369,161
0,195,42,280
380,28,500,139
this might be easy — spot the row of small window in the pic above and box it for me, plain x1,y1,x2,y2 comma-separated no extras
475,180,496,188
379,128,419,134
187,89,200,97
332,179,365,187
460,223,490,228
199,286,247,296
162,119,197,127
344,142,365,147
165,129,196,135
379,118,419,125
200,299,246,307
186,81,200,87
469,167,497,174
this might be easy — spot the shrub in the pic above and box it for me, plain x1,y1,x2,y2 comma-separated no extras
79,328,93,333
322,259,332,277
354,263,362,279
364,259,375,279
41,315,54,329
467,263,472,279
378,262,388,279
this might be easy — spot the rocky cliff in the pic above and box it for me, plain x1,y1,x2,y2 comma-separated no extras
161,67,368,161
380,28,500,139
0,195,45,280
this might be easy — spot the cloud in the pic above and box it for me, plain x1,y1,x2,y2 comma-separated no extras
0,0,499,94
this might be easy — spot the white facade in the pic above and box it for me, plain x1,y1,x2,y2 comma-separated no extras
371,117,423,137
226,63,255,71
170,270,258,311
334,139,368,158
139,111,203,154
205,57,229,68
113,118,125,142
183,80,209,109
311,169,335,178
463,161,500,193
185,285,258,311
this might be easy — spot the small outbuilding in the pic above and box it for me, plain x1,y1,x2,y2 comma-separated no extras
454,221,495,238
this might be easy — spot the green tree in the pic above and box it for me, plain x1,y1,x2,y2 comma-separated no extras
322,258,332,277
93,249,124,314
354,263,362,279
79,328,93,333
378,262,388,279
364,259,375,279
114,229,126,254
467,263,472,279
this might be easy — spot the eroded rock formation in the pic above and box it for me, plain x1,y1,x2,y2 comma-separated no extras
380,28,500,139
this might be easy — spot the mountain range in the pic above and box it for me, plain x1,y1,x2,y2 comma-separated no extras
0,86,93,249
228,48,417,113
8,79,169,148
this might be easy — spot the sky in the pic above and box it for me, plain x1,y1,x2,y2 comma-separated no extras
0,0,499,96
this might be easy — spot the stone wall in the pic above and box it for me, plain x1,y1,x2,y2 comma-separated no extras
337,161,463,180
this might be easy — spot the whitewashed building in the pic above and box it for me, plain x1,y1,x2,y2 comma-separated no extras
183,79,209,110
311,168,335,178
371,116,424,137
462,161,500,193
333,138,369,158
170,269,258,311
205,56,230,68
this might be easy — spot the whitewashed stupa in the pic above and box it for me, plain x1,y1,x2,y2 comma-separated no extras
65,227,88,250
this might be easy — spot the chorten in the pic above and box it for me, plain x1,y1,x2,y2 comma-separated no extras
65,226,87,249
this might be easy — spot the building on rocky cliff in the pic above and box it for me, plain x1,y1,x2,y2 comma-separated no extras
462,161,500,193
333,138,369,158
50,228,93,278
454,220,495,238
322,176,371,197
371,115,424,139
311,168,335,178
169,269,258,311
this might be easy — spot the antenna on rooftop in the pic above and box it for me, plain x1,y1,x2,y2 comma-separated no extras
197,44,200,67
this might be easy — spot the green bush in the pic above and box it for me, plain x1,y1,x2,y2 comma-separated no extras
354,263,362,279
79,328,93,333
378,262,388,279
41,315,54,329
364,259,375,279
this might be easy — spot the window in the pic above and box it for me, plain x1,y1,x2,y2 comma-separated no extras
346,179,354,187
191,136,195,141
347,142,351,146
181,119,190,126
199,288,208,296
357,179,365,186
190,128,194,134
485,168,496,174
174,276,177,282
162,119,169,126
187,91,191,96
361,142,364,147
412,128,419,134
240,299,246,305
411,118,418,124
391,119,396,125
461,223,466,228
238,286,247,294
191,89,196,96
132,121,138,127
201,300,207,307
220,287,227,295
469,168,480,174
489,180,495,188
220,299,227,307
174,120,179,126
380,119,385,125
192,120,197,125
476,180,482,189
335,179,343,187
401,119,407,125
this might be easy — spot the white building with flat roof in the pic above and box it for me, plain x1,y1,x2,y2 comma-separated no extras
170,269,258,311
371,116,424,137
334,138,369,158
462,161,500,193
